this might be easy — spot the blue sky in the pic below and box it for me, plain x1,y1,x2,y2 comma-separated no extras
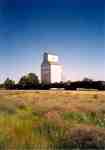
0,0,105,82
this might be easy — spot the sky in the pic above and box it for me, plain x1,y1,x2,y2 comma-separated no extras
0,0,105,82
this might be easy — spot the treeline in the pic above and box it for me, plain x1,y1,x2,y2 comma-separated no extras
1,73,105,91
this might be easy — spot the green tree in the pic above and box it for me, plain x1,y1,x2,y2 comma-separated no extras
82,78,93,82
27,73,39,85
18,73,39,89
18,76,28,88
4,78,15,89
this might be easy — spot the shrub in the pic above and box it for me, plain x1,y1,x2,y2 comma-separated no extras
57,126,105,149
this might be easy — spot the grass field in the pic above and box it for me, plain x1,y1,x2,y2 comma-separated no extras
0,90,105,149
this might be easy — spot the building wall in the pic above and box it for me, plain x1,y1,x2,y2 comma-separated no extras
50,64,62,83
41,63,50,83
48,54,58,63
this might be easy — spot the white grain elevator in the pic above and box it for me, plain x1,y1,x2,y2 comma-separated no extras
41,52,62,83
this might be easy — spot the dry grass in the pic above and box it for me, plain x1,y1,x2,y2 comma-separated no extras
0,90,105,149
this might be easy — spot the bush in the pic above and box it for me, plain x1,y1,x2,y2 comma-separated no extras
4,78,15,90
57,126,105,149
